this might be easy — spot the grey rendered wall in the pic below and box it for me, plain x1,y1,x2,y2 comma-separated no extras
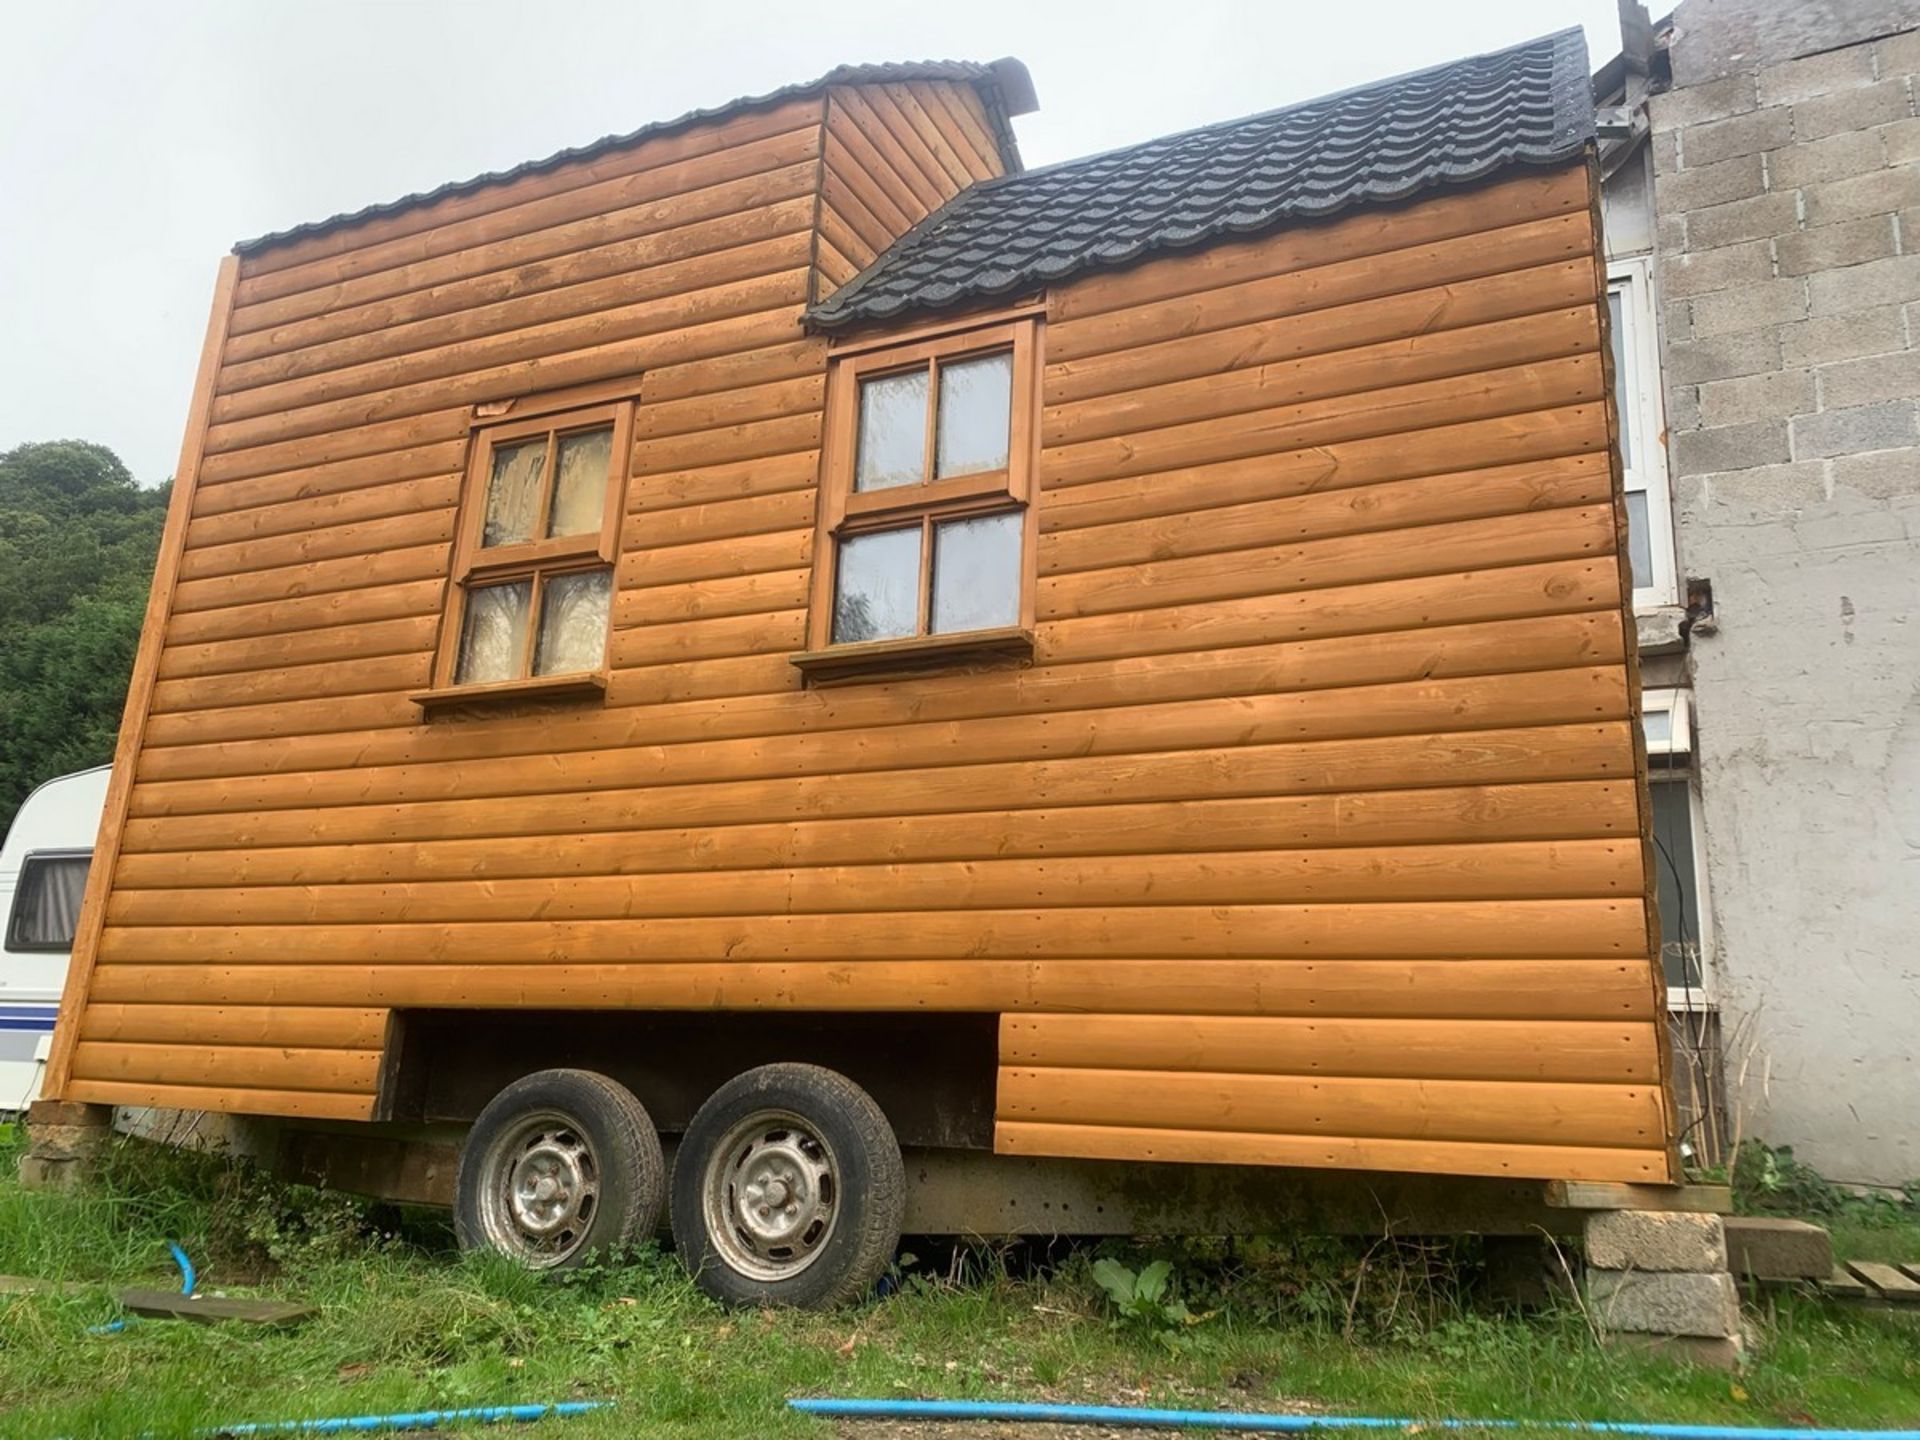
1651,1,1920,1185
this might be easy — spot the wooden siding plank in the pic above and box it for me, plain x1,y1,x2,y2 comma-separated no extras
95,901,1648,966
124,671,1630,822
65,1078,372,1121
229,178,819,363
221,231,814,399
1047,223,1594,375
994,1121,1668,1184
1042,405,1607,533
233,97,822,281
105,839,1642,927
80,1003,387,1049
83,958,1660,1021
115,780,1639,890
1041,355,1606,489
997,1067,1665,1148
1000,1014,1660,1084
1049,166,1590,323
137,611,1623,780
1041,455,1610,577
71,1041,380,1095
187,473,461,552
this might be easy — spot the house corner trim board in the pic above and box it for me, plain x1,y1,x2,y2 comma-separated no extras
41,254,242,1100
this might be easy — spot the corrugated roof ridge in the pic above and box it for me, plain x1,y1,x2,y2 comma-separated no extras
809,27,1595,331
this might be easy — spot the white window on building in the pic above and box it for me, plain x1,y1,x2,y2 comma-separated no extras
1609,258,1679,609
1642,689,1710,1008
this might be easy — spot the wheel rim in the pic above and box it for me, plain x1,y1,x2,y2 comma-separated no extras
475,1108,601,1268
701,1108,840,1282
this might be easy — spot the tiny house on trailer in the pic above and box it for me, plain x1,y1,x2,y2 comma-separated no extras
44,29,1680,1305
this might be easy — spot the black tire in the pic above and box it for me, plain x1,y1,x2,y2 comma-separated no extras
454,1068,665,1271
670,1063,904,1308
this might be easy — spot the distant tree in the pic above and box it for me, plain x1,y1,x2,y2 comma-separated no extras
0,441,169,833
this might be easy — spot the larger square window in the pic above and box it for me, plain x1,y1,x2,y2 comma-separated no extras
799,317,1039,678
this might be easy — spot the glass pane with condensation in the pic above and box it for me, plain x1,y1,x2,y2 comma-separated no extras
548,425,614,538
931,511,1021,634
855,370,929,491
1609,289,1632,464
455,580,532,684
935,352,1012,479
534,568,613,676
833,527,921,642
483,439,547,548
1625,490,1653,590
1642,706,1674,751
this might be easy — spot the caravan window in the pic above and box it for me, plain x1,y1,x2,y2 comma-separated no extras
7,851,90,952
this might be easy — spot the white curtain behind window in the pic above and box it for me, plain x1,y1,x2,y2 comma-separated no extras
13,855,89,949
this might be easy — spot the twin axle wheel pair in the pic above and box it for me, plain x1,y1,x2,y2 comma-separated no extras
452,1063,904,1308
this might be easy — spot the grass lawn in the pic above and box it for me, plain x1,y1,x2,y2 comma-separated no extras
0,1130,1915,1439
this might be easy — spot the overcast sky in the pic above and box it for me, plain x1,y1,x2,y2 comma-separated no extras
1,0,1627,484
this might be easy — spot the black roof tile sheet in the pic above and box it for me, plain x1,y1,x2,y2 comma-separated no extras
233,59,1032,256
807,29,1593,331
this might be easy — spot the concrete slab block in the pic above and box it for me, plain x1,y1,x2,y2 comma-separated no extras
1605,1330,1747,1370
1587,1269,1742,1338
1587,1211,1729,1273
1724,1216,1833,1280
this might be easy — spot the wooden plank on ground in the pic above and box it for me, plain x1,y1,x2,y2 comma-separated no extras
0,1275,315,1326
1848,1261,1920,1303
117,1289,316,1327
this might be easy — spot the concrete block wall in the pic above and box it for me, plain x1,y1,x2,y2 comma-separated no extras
1649,3,1920,1187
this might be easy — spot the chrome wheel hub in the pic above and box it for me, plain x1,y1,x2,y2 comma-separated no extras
478,1111,600,1267
703,1110,839,1281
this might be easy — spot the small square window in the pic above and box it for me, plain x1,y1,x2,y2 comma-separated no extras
423,398,634,705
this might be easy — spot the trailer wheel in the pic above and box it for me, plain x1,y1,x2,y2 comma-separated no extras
455,1069,664,1271
671,1063,903,1308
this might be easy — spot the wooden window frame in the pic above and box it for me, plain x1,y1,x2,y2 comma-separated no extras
796,316,1041,682
415,396,636,710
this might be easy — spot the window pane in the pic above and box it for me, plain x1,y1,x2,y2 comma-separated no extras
1625,489,1653,591
482,439,547,548
533,568,612,676
856,370,929,491
1651,779,1704,990
932,511,1021,634
833,526,921,642
9,855,89,950
548,425,614,538
455,580,531,684
935,352,1012,479
1643,706,1674,752
1608,289,1633,464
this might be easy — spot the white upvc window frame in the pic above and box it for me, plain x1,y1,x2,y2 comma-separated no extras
1642,688,1712,1010
1609,257,1679,610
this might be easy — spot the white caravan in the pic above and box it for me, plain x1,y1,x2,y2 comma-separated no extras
0,766,109,1111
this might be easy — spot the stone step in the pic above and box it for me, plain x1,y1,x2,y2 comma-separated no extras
1724,1216,1832,1281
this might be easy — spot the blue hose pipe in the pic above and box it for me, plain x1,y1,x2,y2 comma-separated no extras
789,1399,1920,1440
169,1241,197,1296
208,1400,609,1435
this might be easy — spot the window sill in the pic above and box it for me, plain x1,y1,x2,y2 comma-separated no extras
790,626,1033,683
410,672,608,712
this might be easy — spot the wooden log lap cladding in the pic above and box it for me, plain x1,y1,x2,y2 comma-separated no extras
48,31,1681,1189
